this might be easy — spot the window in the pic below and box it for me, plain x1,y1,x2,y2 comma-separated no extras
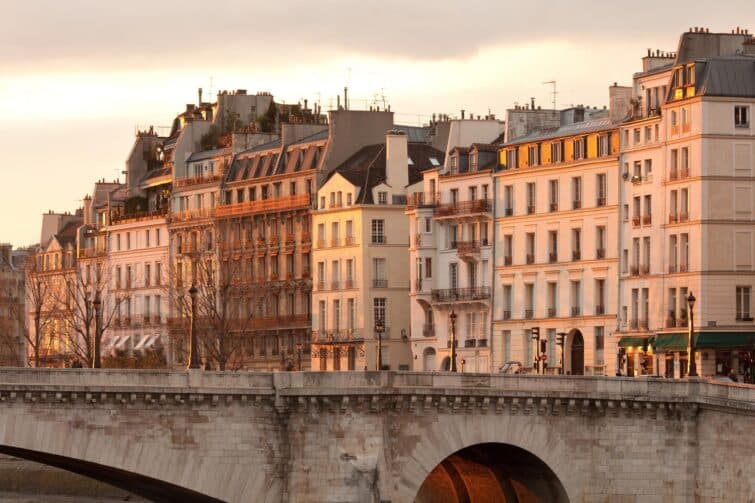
595,279,605,313
347,193,352,205
596,226,606,258
571,280,581,316
317,261,325,285
378,191,388,205
549,179,559,211
347,299,356,330
527,145,539,166
681,147,689,176
594,327,605,365
573,137,584,159
598,134,610,156
155,229,160,246
644,159,652,177
548,231,558,263
526,183,536,214
373,298,386,327
503,285,513,319
547,282,557,317
317,223,325,246
572,228,581,261
503,185,514,215
449,263,458,289
345,220,353,243
373,258,386,288
736,286,752,320
144,263,151,287
572,177,582,209
644,126,652,142
318,301,326,332
145,230,150,248
633,128,641,144
505,149,518,169
290,181,297,195
670,149,679,179
424,217,431,233
525,233,535,264
333,300,341,331
550,141,564,163
126,232,131,250
503,235,513,264
425,257,432,278
734,106,750,128
596,174,606,206
371,219,385,244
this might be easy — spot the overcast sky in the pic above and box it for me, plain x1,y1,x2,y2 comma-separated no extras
1,1,753,247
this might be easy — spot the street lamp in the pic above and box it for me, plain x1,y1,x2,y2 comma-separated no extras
92,292,102,368
530,327,541,374
449,310,457,372
375,320,385,371
188,284,201,369
556,332,566,375
687,291,697,377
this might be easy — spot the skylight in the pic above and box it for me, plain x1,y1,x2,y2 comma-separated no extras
429,157,440,167
408,157,414,165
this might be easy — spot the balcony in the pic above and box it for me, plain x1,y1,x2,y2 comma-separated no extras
549,203,558,212
414,279,423,292
78,247,108,259
669,169,679,181
679,212,689,223
504,207,513,217
572,200,582,210
413,234,423,247
641,264,650,275
317,280,325,290
171,208,215,222
464,339,476,348
639,319,649,330
174,173,223,188
142,315,152,326
423,324,435,337
373,279,388,288
527,205,535,215
434,199,492,219
111,207,168,225
631,217,641,227
504,256,512,266
680,167,690,179
456,240,481,261
595,305,605,315
478,338,488,347
642,215,652,226
668,264,678,273
677,316,688,328
526,254,534,264
571,307,581,316
431,287,491,303
345,279,355,289
524,309,534,319
679,263,688,272
215,194,311,218
407,192,439,210
596,248,605,259
331,280,340,290
344,236,355,246
547,308,556,318
572,250,581,261
548,252,558,263
330,238,340,247
596,197,606,207
630,319,639,330
666,315,677,328
317,239,326,249
502,310,511,320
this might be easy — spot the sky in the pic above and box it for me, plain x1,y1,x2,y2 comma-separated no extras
1,1,753,247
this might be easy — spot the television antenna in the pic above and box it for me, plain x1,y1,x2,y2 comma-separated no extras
542,80,557,110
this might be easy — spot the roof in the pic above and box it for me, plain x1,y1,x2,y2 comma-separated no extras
696,56,755,97
139,167,171,184
239,138,282,155
187,147,231,163
504,117,616,146
289,129,329,146
395,124,432,143
55,221,80,247
470,143,498,153
330,143,445,204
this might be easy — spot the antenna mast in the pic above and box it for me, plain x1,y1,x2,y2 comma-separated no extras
543,80,557,110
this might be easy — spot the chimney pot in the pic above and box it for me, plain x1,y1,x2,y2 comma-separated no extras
461,109,465,119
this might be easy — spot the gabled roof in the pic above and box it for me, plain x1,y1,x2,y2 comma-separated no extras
330,143,445,204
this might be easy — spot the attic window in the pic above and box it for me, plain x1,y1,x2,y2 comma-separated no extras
429,157,440,167
378,191,388,205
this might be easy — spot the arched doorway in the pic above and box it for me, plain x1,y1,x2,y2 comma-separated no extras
415,443,569,502
423,347,437,371
570,330,584,375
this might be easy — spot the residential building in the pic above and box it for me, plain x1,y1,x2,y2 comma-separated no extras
616,28,755,380
0,244,28,366
312,130,444,370
494,95,626,376
408,118,504,372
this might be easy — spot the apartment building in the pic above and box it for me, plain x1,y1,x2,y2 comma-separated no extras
407,119,505,373
312,130,444,371
0,244,27,366
493,97,626,376
616,29,755,380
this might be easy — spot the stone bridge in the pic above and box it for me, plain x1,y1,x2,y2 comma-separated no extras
0,370,753,503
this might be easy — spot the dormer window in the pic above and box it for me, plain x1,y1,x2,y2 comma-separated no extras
378,191,388,205
470,153,478,171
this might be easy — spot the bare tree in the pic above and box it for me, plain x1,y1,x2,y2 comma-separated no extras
0,277,24,366
23,255,54,367
52,262,128,367
169,255,255,371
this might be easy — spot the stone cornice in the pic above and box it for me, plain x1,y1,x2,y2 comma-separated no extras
0,370,752,416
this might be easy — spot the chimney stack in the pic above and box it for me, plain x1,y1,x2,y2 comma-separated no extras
344,87,348,111
198,87,203,104
531,97,535,109
461,109,465,120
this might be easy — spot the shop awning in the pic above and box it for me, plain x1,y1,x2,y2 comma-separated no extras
653,331,755,351
618,336,647,348
696,331,755,348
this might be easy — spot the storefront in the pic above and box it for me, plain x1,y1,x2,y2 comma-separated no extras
617,336,653,377
653,331,755,382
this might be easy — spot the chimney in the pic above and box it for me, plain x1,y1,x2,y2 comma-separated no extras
83,195,93,226
198,88,203,104
461,109,466,120
608,84,632,123
337,95,341,110
385,129,409,190
344,87,348,111
530,97,535,109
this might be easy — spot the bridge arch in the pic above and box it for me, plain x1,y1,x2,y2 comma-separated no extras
415,442,568,503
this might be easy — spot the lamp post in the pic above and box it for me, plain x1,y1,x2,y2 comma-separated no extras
449,310,457,372
687,291,697,377
556,332,566,375
92,292,102,368
375,320,385,371
188,284,201,369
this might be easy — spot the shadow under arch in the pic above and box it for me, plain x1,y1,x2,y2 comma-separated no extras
0,445,223,503
415,442,569,503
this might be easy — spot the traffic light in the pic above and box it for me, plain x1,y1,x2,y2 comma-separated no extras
540,339,547,354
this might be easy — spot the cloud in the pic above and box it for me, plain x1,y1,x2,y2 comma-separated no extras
4,0,753,72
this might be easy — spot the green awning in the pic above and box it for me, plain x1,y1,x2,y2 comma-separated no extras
696,332,755,348
653,331,755,351
618,336,647,348
653,333,689,351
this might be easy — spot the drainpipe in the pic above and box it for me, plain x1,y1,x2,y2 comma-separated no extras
489,173,498,373
616,147,625,376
